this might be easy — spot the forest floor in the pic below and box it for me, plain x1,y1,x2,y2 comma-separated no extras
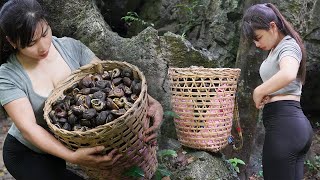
1,118,319,180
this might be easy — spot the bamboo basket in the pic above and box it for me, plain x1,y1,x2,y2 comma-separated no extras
43,60,157,180
168,67,241,152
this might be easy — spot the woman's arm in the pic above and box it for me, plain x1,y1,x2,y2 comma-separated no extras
253,56,300,108
4,97,121,169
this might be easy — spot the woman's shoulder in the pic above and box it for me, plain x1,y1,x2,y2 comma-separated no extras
53,36,78,45
276,35,302,61
0,56,19,74
281,35,300,47
53,36,85,51
0,57,26,84
276,35,301,52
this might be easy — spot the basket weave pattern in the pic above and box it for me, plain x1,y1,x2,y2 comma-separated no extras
43,61,157,179
168,67,241,152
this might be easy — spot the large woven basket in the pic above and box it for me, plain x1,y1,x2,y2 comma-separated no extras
168,67,241,152
43,60,157,180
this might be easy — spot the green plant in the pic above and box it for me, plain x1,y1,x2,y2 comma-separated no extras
124,165,145,178
154,149,178,180
305,155,320,172
228,157,245,173
164,111,180,119
121,12,154,27
175,0,203,36
155,164,172,180
158,149,178,161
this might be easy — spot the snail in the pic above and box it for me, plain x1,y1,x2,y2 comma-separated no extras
50,66,142,131
91,99,106,111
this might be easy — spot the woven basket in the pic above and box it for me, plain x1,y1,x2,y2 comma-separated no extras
43,60,157,179
168,67,241,152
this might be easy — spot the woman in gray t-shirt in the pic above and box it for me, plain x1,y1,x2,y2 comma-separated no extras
0,0,163,179
242,3,313,180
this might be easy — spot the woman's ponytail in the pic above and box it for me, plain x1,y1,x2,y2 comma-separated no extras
266,3,307,84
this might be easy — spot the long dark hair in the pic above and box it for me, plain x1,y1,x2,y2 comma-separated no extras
0,0,47,64
242,3,306,84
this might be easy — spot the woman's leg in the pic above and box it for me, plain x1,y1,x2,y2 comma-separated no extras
262,130,297,180
262,101,313,180
295,118,313,180
3,134,84,180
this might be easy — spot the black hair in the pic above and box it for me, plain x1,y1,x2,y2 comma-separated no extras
242,3,306,84
0,0,47,64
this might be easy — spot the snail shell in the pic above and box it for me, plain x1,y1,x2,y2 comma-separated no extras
82,108,97,120
122,68,133,78
108,87,124,98
105,98,119,110
91,99,106,111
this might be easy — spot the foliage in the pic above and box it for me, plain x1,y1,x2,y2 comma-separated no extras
155,164,172,180
158,149,178,160
175,0,203,36
121,12,154,27
316,122,320,128
305,155,320,172
124,165,145,178
154,149,178,179
164,111,180,119
228,157,245,173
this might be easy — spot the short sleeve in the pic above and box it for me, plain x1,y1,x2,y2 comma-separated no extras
56,37,96,67
278,41,302,63
72,39,96,66
0,76,26,106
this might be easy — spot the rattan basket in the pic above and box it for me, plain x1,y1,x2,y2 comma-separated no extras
43,60,157,180
168,67,241,152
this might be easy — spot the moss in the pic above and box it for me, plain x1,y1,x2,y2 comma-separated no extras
164,35,219,68
287,2,301,14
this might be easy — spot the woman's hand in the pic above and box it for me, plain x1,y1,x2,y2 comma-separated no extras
70,147,122,170
144,95,164,144
253,86,269,109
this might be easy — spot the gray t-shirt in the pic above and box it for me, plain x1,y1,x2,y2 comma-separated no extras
259,35,302,96
0,36,95,153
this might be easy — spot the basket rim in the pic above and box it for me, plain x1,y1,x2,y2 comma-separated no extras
43,60,147,135
168,67,241,71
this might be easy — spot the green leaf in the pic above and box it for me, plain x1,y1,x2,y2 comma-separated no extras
127,12,139,17
155,170,163,180
124,166,145,178
157,149,178,158
235,166,240,173
236,159,245,165
157,166,172,176
164,111,180,119
228,158,245,165
155,165,172,180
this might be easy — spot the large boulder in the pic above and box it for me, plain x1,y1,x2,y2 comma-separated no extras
39,0,236,179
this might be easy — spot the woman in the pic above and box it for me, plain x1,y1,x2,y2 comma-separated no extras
0,0,163,179
242,3,313,180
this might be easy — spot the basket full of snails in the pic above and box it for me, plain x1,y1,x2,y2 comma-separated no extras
43,60,157,180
